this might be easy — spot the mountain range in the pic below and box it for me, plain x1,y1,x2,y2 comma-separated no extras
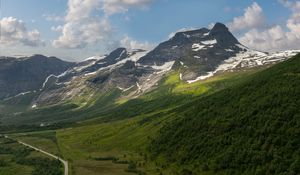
0,23,299,115
1,22,300,175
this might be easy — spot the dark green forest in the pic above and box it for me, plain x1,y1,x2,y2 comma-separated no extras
149,54,300,175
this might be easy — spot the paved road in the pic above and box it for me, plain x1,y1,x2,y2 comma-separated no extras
5,136,68,175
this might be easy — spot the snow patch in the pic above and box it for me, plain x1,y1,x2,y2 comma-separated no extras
84,55,106,61
41,74,56,89
74,60,97,72
136,82,142,93
187,49,300,83
225,49,234,52
84,71,98,76
116,50,126,60
3,91,32,101
97,62,107,65
187,72,214,84
115,50,148,65
202,39,217,45
118,85,135,92
152,61,175,74
183,34,191,38
203,32,210,36
192,43,205,51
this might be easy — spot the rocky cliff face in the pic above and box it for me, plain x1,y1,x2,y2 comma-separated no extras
0,55,75,99
138,23,245,80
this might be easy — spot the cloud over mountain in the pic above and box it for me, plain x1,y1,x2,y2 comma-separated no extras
228,2,266,32
52,0,155,50
238,0,300,51
102,0,155,16
0,17,44,47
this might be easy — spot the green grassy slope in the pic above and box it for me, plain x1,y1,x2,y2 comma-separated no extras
0,136,63,175
0,65,261,127
149,54,300,174
3,54,298,175
3,68,264,175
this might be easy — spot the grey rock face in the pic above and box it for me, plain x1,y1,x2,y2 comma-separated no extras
89,60,153,90
0,55,75,99
138,22,244,79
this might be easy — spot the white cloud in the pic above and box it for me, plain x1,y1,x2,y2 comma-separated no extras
239,1,300,51
0,17,44,47
228,2,266,32
278,0,300,9
120,36,154,50
51,25,63,32
53,18,113,49
53,0,155,50
66,0,100,21
102,0,155,16
52,0,112,49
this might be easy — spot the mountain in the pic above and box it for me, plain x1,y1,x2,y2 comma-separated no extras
0,55,75,100
0,22,299,121
32,23,299,107
9,53,300,175
148,54,300,175
30,48,150,106
1,22,300,175
138,23,244,80
138,22,300,82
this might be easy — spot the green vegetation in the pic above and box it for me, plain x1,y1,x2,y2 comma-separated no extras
0,91,38,115
12,130,62,157
149,54,300,174
0,61,262,127
0,136,63,175
5,66,265,175
1,55,299,175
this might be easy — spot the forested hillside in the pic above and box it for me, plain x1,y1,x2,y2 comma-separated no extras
149,54,300,175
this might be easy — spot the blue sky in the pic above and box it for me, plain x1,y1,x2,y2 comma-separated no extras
1,0,300,61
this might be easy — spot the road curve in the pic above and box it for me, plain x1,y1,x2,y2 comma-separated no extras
16,139,68,175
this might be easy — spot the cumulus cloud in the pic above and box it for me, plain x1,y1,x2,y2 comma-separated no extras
102,0,155,16
53,0,155,50
52,0,112,49
51,25,63,32
66,0,100,21
0,17,44,47
52,18,112,49
239,1,300,51
228,2,266,32
120,36,154,50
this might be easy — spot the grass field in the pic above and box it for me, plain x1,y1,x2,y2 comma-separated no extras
12,130,62,157
2,68,267,175
0,136,62,175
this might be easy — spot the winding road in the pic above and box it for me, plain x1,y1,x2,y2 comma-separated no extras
5,136,68,175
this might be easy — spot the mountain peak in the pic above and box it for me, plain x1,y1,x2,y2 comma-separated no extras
209,22,239,45
106,48,128,61
211,22,228,32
